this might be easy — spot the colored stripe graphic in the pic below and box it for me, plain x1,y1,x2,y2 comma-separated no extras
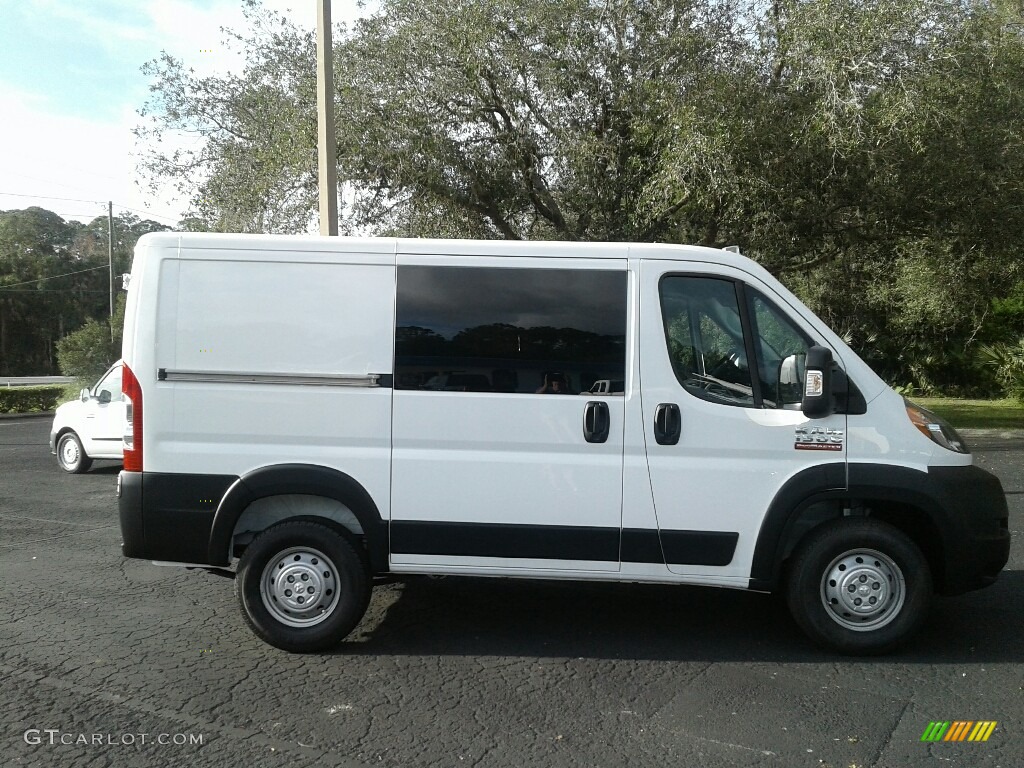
969,722,997,742
945,721,972,741
921,722,950,742
921,721,996,742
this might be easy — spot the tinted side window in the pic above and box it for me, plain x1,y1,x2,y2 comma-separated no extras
395,266,627,394
659,276,756,407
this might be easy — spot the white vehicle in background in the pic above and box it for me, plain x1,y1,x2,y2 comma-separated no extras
49,360,124,473
588,379,625,395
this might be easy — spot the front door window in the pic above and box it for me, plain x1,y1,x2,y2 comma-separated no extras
659,277,815,411
659,276,756,407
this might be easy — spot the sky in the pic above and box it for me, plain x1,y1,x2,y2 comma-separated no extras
0,0,368,228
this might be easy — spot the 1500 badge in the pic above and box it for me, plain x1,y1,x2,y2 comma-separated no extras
795,425,844,451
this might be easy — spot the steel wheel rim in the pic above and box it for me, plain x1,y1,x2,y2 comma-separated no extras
59,436,79,469
260,546,340,628
820,548,905,632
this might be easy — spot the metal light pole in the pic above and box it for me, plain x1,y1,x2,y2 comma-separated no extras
108,201,115,341
317,0,339,236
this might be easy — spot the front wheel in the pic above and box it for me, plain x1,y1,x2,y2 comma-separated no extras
786,518,931,655
56,431,92,474
235,521,371,652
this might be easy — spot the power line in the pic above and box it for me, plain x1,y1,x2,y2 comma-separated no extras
0,265,109,291
0,191,105,205
0,191,182,224
112,204,181,223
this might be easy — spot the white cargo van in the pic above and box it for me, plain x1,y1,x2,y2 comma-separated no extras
117,233,1009,654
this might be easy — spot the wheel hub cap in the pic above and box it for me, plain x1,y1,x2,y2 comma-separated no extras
821,548,905,631
260,547,339,628
61,441,78,465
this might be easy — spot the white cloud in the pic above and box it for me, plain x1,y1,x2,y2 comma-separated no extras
1,0,371,226
0,81,185,224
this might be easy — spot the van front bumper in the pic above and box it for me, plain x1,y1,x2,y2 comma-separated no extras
841,462,1010,595
930,464,1011,594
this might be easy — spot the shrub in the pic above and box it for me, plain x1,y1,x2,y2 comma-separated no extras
56,294,125,382
0,385,66,414
978,339,1024,404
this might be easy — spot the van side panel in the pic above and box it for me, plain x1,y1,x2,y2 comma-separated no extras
168,257,392,376
122,244,396,566
152,254,393,495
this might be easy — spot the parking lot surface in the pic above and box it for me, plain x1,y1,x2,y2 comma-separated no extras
1,417,1021,768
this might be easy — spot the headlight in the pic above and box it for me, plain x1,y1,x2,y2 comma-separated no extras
904,399,969,454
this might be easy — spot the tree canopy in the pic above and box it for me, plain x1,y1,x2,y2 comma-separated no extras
135,0,1024,394
0,207,167,376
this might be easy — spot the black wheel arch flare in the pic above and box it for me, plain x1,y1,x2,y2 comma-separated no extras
749,462,966,593
207,463,388,573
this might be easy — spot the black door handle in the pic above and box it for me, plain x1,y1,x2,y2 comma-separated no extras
654,403,681,445
583,401,610,443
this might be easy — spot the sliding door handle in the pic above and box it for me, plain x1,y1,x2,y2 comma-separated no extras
654,403,681,445
583,401,610,443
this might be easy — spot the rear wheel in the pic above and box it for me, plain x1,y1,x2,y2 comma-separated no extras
786,518,931,655
235,521,371,652
56,431,92,474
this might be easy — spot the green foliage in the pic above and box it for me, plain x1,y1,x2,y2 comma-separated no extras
134,2,318,233
986,281,1024,344
56,293,126,383
134,0,1024,394
0,207,167,376
0,207,81,376
0,385,65,414
977,339,1024,404
59,382,83,405
913,397,1024,430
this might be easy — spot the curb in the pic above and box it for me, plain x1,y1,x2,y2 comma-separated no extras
959,428,1024,440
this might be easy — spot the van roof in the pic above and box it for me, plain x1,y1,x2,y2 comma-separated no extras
136,232,773,279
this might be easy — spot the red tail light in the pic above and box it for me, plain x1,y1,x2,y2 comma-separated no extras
122,362,143,472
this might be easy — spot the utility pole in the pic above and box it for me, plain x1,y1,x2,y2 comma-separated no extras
317,0,339,236
108,201,115,342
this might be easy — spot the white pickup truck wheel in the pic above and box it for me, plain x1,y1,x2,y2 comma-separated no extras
56,431,92,474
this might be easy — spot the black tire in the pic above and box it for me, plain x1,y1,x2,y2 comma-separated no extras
56,431,92,474
785,518,931,655
235,521,371,652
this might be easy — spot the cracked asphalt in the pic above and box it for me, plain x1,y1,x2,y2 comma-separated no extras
1,416,1021,768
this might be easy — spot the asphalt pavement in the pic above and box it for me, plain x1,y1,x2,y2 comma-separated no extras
1,417,1021,768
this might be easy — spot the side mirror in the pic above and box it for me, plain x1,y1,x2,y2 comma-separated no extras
98,390,112,405
777,353,806,406
801,346,835,419
80,388,90,403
